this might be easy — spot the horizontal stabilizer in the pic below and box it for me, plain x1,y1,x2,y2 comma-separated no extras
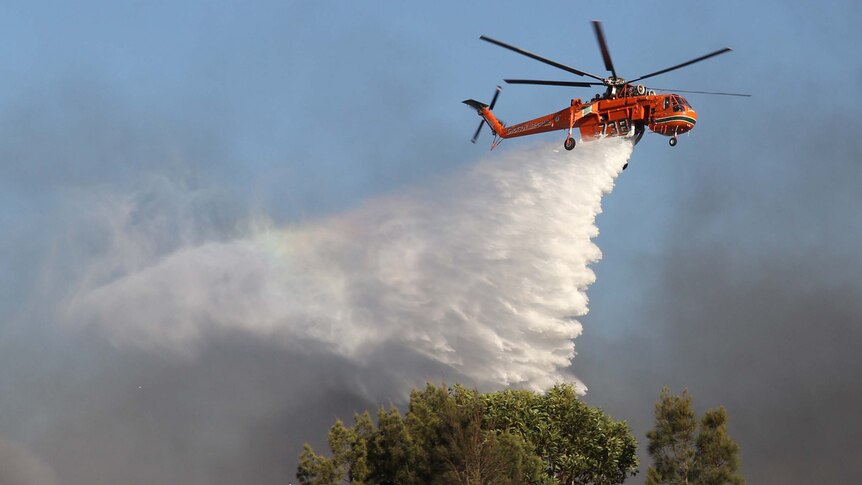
463,99,488,112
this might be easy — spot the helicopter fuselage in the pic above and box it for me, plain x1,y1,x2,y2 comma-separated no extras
478,90,697,145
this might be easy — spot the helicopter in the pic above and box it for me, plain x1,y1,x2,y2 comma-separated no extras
464,21,750,155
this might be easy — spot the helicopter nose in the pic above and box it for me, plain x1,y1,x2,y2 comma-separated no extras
649,104,698,136
677,107,697,133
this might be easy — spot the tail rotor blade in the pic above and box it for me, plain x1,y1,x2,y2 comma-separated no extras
471,120,486,144
489,85,502,110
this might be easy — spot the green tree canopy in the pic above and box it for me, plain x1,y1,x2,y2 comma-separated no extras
297,383,638,485
692,407,744,485
482,385,638,484
646,387,744,485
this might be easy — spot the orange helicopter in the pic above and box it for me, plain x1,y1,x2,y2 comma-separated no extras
464,21,749,159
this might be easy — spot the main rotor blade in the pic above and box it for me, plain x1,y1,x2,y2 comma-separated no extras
592,21,617,78
630,48,733,83
505,79,603,87
651,87,752,97
480,35,604,81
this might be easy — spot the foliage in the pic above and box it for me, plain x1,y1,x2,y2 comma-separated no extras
296,383,638,485
692,407,744,485
482,384,638,485
646,388,697,485
646,387,744,485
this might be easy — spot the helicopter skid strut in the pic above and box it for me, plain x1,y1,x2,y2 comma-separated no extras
563,108,576,150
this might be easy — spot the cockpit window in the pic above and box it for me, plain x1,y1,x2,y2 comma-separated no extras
670,95,689,111
663,96,670,109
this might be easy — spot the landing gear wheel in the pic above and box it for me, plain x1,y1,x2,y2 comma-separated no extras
669,136,678,147
564,137,576,151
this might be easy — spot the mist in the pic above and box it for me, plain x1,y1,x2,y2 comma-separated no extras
61,139,630,391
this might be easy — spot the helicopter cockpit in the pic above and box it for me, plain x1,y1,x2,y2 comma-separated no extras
663,95,691,112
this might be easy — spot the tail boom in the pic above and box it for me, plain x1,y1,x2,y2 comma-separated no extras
500,109,569,139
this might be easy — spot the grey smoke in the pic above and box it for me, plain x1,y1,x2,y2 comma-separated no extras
575,109,862,483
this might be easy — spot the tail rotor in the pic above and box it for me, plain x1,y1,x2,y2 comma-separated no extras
467,86,501,143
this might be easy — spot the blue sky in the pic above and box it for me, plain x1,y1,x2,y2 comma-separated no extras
0,1,849,209
1,1,860,483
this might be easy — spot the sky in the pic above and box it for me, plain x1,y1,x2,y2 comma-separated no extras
1,1,860,484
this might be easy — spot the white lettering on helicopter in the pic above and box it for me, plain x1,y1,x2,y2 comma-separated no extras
506,119,552,135
598,118,632,136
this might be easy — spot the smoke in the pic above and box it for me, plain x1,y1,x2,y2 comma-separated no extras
0,439,58,485
60,139,631,393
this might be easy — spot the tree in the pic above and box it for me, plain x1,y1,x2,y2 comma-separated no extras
297,443,340,485
691,407,744,485
482,385,639,485
368,406,422,484
646,388,744,485
297,418,371,485
646,388,697,485
296,383,638,485
417,385,546,484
